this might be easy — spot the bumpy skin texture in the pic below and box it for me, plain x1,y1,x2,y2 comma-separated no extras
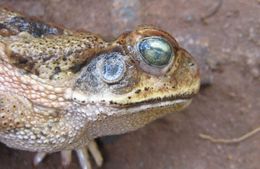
0,8,200,153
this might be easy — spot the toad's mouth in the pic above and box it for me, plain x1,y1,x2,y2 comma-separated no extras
108,93,195,115
69,89,196,114
113,98,192,116
110,93,195,108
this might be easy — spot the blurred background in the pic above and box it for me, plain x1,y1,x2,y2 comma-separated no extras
0,0,259,169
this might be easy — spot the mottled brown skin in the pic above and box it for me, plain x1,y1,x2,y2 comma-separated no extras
0,8,200,154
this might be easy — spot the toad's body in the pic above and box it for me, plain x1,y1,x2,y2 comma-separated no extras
0,8,200,168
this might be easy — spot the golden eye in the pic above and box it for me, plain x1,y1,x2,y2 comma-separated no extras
138,37,173,67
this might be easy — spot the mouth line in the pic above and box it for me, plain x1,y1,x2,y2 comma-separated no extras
115,98,192,115
103,97,192,116
110,93,194,108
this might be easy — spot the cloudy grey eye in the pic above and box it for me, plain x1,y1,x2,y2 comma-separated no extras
138,37,173,67
100,53,126,84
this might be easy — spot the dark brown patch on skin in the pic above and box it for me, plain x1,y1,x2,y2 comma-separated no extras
8,52,38,74
135,89,141,94
49,66,62,80
0,8,64,37
7,16,63,37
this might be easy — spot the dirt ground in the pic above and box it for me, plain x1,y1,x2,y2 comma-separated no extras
0,0,259,169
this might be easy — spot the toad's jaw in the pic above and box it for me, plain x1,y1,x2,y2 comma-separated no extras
68,88,195,116
110,92,195,108
117,99,192,115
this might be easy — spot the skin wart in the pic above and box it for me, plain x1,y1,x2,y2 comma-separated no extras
0,7,200,168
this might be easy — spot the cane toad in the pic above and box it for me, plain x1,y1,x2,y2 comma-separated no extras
0,8,200,169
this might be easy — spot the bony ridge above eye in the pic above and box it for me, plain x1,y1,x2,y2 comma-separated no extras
138,36,174,67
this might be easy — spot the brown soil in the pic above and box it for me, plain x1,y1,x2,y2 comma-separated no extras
0,0,259,169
